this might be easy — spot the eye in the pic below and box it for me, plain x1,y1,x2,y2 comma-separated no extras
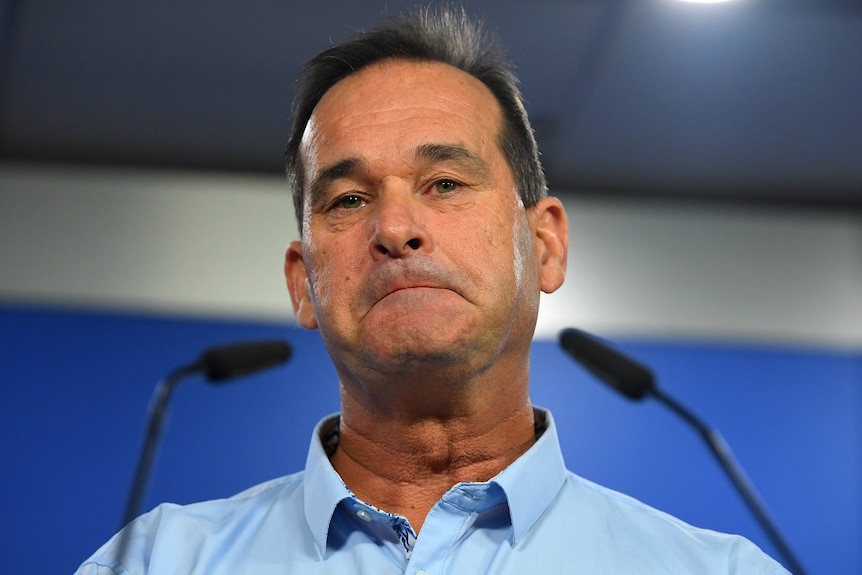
335,194,365,210
434,179,460,194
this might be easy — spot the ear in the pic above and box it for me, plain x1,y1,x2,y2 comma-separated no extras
531,197,568,294
284,241,319,330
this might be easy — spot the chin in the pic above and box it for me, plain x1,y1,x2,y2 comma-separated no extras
361,338,471,373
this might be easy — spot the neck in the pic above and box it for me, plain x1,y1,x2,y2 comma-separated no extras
330,372,536,532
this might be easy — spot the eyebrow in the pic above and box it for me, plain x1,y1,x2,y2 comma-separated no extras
307,143,493,207
308,157,366,209
413,143,493,179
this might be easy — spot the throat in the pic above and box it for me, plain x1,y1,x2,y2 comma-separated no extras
327,410,539,532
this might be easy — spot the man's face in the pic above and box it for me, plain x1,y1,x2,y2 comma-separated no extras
286,59,562,380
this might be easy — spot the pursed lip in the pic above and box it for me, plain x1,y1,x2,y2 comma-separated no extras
365,264,458,306
356,263,471,323
379,280,451,300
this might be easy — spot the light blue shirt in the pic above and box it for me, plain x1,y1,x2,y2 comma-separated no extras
76,409,790,574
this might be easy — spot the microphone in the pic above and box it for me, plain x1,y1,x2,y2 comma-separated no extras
119,339,292,529
558,328,806,575
559,327,655,400
201,339,293,382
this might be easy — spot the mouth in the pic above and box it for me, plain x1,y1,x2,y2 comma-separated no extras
361,262,465,316
377,284,455,307
384,282,445,295
372,272,458,309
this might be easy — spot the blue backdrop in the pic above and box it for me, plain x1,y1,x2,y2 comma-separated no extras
1,304,858,574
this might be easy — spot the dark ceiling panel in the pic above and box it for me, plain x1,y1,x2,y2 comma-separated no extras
1,0,860,207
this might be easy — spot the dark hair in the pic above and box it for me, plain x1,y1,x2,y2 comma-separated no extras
285,5,547,230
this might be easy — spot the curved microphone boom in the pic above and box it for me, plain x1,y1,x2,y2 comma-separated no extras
558,328,805,575
119,339,292,529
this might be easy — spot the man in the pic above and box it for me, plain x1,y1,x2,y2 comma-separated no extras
77,6,791,574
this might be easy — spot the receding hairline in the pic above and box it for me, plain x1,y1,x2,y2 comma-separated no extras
304,56,505,127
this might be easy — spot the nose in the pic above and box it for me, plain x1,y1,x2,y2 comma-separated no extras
369,183,430,259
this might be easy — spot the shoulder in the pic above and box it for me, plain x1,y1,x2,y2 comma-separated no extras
532,471,790,574
76,471,309,574
223,471,306,505
152,470,307,526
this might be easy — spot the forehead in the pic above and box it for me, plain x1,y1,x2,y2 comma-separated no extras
300,59,505,170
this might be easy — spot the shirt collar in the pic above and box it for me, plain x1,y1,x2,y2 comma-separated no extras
490,407,568,545
303,414,352,558
302,407,568,554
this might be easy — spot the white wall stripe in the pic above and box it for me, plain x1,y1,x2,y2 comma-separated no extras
2,162,861,348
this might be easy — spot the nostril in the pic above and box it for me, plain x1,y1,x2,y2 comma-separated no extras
406,238,421,250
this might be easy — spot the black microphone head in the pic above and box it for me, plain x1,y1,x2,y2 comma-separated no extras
558,328,655,400
200,339,292,383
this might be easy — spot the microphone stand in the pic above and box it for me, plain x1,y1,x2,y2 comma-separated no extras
648,386,805,575
114,339,291,567
559,328,806,575
120,360,203,529
114,360,203,562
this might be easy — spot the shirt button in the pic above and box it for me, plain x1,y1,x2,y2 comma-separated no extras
356,508,373,522
416,571,428,575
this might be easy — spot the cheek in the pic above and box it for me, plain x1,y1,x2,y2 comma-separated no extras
302,245,330,307
449,207,528,295
466,203,512,250
305,240,360,316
